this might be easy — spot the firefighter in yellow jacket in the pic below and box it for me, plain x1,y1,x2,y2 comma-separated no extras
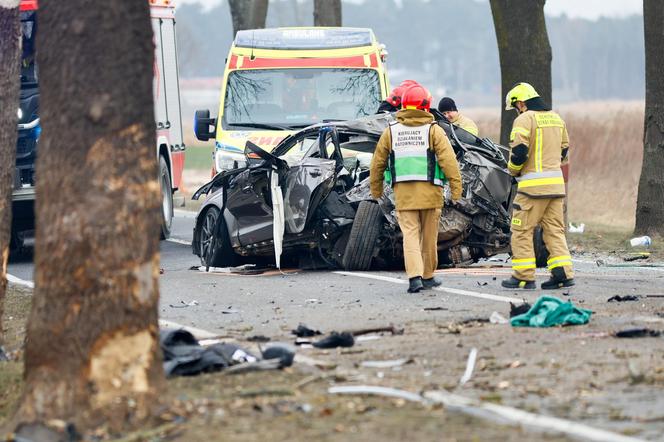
370,85,463,293
502,83,575,290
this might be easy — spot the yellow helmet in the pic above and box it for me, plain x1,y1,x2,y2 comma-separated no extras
505,82,540,110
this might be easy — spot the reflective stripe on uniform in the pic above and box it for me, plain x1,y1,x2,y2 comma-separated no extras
512,258,536,270
515,170,563,182
518,177,565,189
510,126,530,142
508,161,524,172
547,255,572,270
535,127,543,172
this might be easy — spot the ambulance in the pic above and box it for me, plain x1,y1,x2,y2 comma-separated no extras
193,27,390,174
12,0,184,243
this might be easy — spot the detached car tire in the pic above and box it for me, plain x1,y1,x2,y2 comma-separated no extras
199,207,236,268
159,156,174,240
534,226,549,268
343,201,382,271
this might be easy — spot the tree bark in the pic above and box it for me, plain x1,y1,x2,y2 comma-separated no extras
0,1,21,352
635,0,664,236
490,0,552,146
16,0,164,432
228,0,268,37
314,0,342,27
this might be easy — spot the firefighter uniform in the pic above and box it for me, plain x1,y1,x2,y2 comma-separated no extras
449,113,479,136
370,106,462,292
505,84,574,288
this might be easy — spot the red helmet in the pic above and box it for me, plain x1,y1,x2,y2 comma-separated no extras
401,84,432,111
387,86,404,107
399,79,419,89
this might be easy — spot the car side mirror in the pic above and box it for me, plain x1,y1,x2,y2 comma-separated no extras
194,109,217,141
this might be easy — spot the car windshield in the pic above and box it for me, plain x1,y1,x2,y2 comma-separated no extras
222,68,381,130
20,11,38,84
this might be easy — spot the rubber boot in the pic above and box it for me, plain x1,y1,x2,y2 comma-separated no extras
422,276,442,289
501,276,536,290
408,276,424,293
541,267,575,290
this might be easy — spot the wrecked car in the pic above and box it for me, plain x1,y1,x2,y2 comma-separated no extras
192,112,535,270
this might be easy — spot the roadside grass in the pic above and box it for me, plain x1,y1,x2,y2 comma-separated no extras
567,225,662,260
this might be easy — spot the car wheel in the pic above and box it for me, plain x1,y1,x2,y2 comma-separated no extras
534,225,549,268
198,206,236,268
342,201,383,271
159,156,173,240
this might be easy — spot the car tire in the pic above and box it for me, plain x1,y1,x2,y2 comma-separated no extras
159,156,174,240
534,225,549,268
198,206,236,268
342,201,383,271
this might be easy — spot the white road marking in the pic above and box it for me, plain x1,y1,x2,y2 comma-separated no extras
6,273,34,289
334,271,524,304
166,238,192,246
424,390,645,442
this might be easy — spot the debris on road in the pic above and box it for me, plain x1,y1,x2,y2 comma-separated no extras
221,307,240,314
509,301,531,318
423,306,449,311
459,348,478,386
629,235,652,248
349,325,404,337
261,343,296,368
489,311,509,324
623,253,650,262
360,358,413,369
246,335,271,343
614,328,662,338
568,222,585,233
510,296,592,327
169,300,199,308
313,332,355,349
607,295,640,302
291,324,322,337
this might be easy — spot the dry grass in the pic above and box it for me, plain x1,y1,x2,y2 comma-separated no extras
471,101,644,230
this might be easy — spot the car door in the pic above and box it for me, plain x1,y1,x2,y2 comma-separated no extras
225,166,274,246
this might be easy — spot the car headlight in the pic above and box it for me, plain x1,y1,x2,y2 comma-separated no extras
215,150,246,172
18,108,23,120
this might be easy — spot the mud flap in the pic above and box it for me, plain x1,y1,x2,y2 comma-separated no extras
271,167,285,269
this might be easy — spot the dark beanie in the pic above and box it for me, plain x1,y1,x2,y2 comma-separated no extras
438,97,457,112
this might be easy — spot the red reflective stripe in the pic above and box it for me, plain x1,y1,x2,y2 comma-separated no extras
230,55,376,69
20,0,38,11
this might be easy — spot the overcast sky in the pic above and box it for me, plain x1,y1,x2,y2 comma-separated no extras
176,0,643,20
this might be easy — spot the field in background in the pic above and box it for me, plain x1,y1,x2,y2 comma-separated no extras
178,87,645,231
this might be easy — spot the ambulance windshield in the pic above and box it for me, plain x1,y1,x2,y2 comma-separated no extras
222,68,381,130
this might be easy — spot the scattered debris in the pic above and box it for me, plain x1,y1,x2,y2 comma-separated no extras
313,332,355,349
159,268,165,274
477,281,488,286
169,300,199,308
510,296,592,327
221,307,240,314
629,236,652,247
623,253,650,262
329,385,425,403
246,335,271,343
568,222,585,233
349,325,404,336
489,311,509,324
614,328,662,338
509,301,531,318
423,306,448,311
360,358,413,369
291,324,322,337
305,298,322,305
607,295,640,302
459,348,478,386
224,359,283,375
261,343,296,368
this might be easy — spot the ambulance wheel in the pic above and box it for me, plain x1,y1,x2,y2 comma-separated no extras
534,226,549,268
159,156,173,240
343,201,382,271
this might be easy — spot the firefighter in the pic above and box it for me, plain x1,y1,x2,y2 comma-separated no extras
377,85,404,113
501,82,575,290
370,85,463,293
437,97,479,136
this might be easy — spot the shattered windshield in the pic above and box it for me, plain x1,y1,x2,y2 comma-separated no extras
20,11,38,84
222,68,381,130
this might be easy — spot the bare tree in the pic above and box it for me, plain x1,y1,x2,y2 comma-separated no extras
0,0,21,357
16,0,164,432
635,0,664,236
490,0,552,146
228,0,268,37
314,0,342,26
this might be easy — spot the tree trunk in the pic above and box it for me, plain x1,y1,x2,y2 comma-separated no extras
635,0,664,236
490,0,552,146
17,0,164,432
0,1,21,353
314,0,342,26
228,0,268,37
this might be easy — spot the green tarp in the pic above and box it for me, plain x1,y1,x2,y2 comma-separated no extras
510,296,592,327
